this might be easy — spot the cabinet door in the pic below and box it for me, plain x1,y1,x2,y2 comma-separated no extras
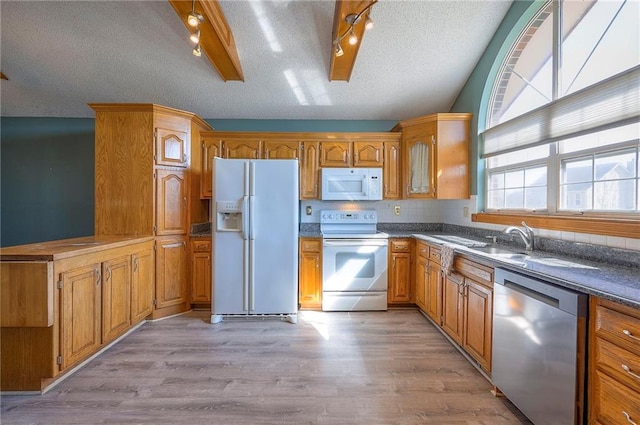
201,138,220,199
389,252,412,304
403,123,436,198
299,239,322,309
441,272,464,344
191,252,211,303
415,255,427,312
319,141,351,167
155,237,188,309
102,256,131,343
300,141,320,199
131,247,155,324
353,141,383,167
155,128,188,167
60,265,101,370
426,261,443,325
222,139,262,159
462,278,493,372
383,141,401,199
264,141,300,159
156,168,187,235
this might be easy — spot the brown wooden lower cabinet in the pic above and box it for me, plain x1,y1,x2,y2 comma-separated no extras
191,238,212,304
426,261,442,324
441,271,465,345
589,297,640,424
0,237,154,392
298,238,322,310
388,239,413,305
154,235,189,317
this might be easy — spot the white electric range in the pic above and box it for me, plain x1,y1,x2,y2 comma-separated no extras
320,210,388,311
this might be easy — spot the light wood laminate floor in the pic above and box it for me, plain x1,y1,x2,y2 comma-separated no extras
1,309,531,424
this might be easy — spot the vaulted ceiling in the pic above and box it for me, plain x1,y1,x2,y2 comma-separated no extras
0,1,512,120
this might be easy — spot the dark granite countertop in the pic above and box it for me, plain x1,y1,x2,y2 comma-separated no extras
411,233,640,310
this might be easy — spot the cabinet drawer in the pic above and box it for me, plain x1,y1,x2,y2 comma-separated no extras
416,241,429,258
592,369,640,425
429,246,441,264
454,257,493,287
595,304,640,356
300,239,321,253
390,239,411,253
594,337,640,394
192,240,211,252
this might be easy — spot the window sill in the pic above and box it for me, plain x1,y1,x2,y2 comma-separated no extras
472,212,640,239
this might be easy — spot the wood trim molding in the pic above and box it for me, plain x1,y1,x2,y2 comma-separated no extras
391,113,473,131
199,130,401,141
329,0,376,81
168,0,244,81
472,212,640,239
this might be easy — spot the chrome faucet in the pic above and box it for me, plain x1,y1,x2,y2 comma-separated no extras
504,221,535,251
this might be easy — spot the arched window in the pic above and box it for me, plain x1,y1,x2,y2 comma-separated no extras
482,0,639,215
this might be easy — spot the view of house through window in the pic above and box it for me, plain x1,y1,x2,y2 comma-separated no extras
483,0,640,215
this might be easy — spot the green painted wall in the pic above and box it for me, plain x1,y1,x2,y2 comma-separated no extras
1,118,95,247
450,0,538,199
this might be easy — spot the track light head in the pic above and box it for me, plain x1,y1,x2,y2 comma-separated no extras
190,29,201,44
348,28,358,45
335,43,344,57
365,15,373,30
192,44,202,57
187,11,204,27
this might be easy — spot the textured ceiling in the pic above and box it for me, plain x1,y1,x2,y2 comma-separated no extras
0,0,512,120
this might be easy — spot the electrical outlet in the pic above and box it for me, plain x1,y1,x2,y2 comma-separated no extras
306,205,312,216
463,207,469,218
394,205,401,216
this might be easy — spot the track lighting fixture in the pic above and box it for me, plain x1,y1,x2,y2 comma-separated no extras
332,0,377,56
187,0,204,57
190,29,200,44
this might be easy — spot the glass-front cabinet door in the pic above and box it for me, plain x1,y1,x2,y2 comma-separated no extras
404,122,436,198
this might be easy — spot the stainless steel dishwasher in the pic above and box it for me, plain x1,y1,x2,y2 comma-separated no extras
492,268,588,425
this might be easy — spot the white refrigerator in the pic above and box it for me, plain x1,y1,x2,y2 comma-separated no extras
211,158,299,324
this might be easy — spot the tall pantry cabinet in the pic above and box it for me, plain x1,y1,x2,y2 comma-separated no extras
90,103,212,319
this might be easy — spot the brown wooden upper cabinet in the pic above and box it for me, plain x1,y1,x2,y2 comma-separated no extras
264,141,301,159
319,140,384,167
221,139,263,159
393,113,471,199
155,128,188,167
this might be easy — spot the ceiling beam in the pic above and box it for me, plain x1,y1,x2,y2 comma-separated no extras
0,72,7,80
329,0,376,82
168,0,244,81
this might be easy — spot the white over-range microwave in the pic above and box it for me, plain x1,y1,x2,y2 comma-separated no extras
321,168,383,201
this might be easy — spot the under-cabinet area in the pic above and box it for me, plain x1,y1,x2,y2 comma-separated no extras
0,236,154,392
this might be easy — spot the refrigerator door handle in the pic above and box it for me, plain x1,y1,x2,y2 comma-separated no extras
242,195,249,240
249,238,255,311
243,239,250,311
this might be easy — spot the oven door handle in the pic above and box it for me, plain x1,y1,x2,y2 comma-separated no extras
323,239,388,247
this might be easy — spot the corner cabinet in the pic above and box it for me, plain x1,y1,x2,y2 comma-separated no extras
90,103,204,320
392,113,471,199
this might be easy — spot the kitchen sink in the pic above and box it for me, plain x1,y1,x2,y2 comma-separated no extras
471,246,530,260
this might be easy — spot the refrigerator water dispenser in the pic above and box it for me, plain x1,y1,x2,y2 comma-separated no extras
216,201,243,232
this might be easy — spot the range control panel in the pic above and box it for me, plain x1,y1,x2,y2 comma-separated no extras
320,209,377,224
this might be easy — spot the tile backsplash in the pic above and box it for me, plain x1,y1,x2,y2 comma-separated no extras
299,195,640,252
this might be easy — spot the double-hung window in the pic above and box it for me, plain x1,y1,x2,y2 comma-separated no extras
482,0,640,218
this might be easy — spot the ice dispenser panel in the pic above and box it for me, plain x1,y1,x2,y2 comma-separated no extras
216,201,243,232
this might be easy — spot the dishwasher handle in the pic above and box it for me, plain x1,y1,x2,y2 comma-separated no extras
495,268,587,317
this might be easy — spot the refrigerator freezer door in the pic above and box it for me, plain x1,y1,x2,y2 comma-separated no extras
212,159,249,316
249,160,299,315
